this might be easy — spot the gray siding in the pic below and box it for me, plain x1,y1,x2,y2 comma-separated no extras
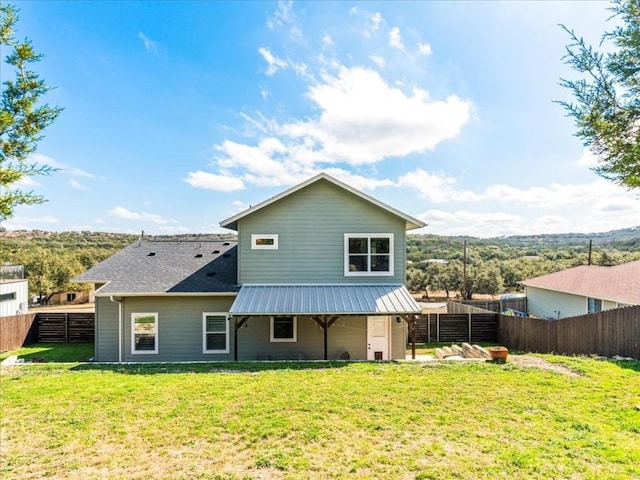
95,296,119,362
391,316,407,359
238,180,407,284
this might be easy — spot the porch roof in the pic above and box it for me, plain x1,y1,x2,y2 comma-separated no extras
229,284,421,316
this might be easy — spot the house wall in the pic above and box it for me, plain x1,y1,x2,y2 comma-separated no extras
0,280,28,317
237,180,407,285
95,295,407,361
526,286,629,319
49,290,94,306
525,287,587,319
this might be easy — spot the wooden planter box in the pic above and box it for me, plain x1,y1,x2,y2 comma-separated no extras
488,346,509,362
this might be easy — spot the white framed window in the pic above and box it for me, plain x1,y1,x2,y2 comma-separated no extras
203,313,229,353
344,234,394,276
587,297,602,314
251,234,278,250
0,292,16,303
131,312,158,354
270,316,297,342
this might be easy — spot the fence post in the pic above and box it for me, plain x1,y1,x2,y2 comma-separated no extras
65,313,69,344
427,314,431,343
436,313,440,343
468,313,472,343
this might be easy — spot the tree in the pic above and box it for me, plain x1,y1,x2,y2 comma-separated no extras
559,0,640,189
23,248,86,304
0,2,61,221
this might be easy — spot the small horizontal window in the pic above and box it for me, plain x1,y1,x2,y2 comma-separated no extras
252,234,278,250
270,316,297,342
0,292,16,303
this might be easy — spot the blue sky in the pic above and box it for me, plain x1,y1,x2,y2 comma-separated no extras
3,0,639,237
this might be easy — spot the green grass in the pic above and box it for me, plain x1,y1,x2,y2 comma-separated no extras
0,343,94,363
1,355,639,479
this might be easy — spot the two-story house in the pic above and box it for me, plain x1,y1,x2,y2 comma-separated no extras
75,173,425,362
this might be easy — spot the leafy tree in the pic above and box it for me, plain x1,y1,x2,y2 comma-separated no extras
0,2,62,221
559,0,640,188
23,249,86,304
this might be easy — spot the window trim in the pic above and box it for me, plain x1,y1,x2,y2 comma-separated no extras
251,234,279,250
344,233,394,277
587,297,602,314
270,316,297,342
131,312,158,355
202,312,230,354
0,292,17,303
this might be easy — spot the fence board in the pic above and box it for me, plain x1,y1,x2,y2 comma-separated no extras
0,313,36,352
498,305,639,359
413,313,498,344
35,313,94,343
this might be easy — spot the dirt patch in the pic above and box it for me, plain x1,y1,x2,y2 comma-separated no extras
509,355,581,377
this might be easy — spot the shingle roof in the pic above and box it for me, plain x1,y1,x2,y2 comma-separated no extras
74,240,238,295
230,284,422,315
521,260,640,304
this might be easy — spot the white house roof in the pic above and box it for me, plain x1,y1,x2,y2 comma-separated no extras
219,172,426,232
521,260,640,305
230,284,422,316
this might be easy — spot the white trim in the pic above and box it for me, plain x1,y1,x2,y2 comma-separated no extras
202,312,230,354
344,233,394,277
131,312,158,354
251,234,279,250
270,316,297,342
219,172,426,231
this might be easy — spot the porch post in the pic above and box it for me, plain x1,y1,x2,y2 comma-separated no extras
323,319,328,360
234,317,238,361
402,314,417,360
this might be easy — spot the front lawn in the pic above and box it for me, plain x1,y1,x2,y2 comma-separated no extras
1,357,639,479
0,343,94,363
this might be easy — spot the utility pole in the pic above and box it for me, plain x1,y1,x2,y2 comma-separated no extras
462,240,468,300
588,239,593,266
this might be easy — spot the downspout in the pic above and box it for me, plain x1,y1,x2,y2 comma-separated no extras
110,296,123,363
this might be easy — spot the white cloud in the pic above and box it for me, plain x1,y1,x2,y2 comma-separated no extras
370,55,385,67
15,176,38,188
369,12,383,35
417,42,432,56
267,0,295,30
69,179,87,190
138,32,158,53
31,153,99,179
398,169,480,203
577,148,599,167
3,215,60,230
322,33,333,47
107,206,169,224
258,47,288,75
389,27,405,51
183,171,245,192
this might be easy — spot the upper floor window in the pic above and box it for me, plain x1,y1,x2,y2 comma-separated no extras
587,297,602,314
252,234,278,250
344,234,394,276
131,312,158,354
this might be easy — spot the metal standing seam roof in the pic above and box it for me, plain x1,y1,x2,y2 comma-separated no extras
229,284,422,316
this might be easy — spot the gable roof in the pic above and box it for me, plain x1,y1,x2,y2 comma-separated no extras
74,240,239,296
521,260,640,305
219,172,426,231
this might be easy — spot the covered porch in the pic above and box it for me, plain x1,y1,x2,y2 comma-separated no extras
229,284,422,361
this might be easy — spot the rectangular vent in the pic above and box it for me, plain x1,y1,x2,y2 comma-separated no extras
206,271,216,277
223,242,230,246
147,252,156,257
212,250,220,254
195,254,203,258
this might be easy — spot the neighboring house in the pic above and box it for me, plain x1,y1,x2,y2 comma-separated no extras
521,260,640,319
0,265,28,317
75,173,425,362
48,290,94,306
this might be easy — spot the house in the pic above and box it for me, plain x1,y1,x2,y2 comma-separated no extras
521,260,640,319
47,290,94,306
0,265,28,317
75,173,425,362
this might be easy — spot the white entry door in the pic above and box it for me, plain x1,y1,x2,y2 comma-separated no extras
367,316,390,360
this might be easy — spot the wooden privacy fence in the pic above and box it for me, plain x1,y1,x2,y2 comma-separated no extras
448,297,528,314
413,313,498,344
0,313,37,352
498,305,640,359
35,313,95,343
